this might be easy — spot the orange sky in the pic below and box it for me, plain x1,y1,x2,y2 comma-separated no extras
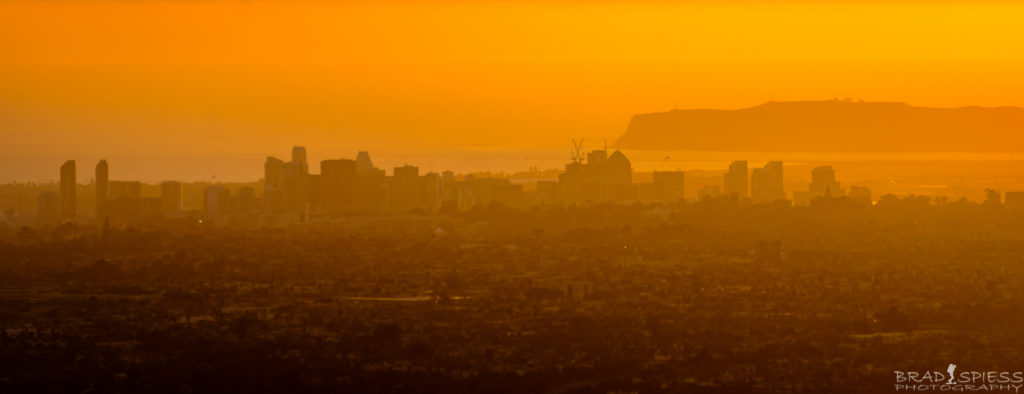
3,1,1024,181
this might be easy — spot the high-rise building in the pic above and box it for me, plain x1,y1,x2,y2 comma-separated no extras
559,149,633,203
291,146,308,172
652,171,685,202
272,146,312,214
264,156,287,213
392,165,421,212
309,174,322,211
809,166,843,199
723,160,748,199
750,168,768,202
60,160,76,221
423,172,442,212
558,161,587,204
95,160,108,218
285,160,311,213
607,151,632,185
161,181,182,213
204,185,230,220
751,161,784,203
441,170,457,204
355,151,376,176
353,152,386,212
320,159,357,212
587,150,607,172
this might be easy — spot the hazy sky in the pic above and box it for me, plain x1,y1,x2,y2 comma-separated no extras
3,1,1024,181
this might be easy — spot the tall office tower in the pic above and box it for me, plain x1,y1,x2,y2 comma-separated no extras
285,160,311,212
751,161,785,203
809,165,843,199
423,172,442,212
320,159,357,212
763,161,784,201
392,165,421,212
264,156,287,213
291,146,308,173
235,187,257,212
37,191,59,226
161,181,183,213
60,160,76,221
441,170,457,203
95,160,108,218
652,171,685,202
607,150,632,184
587,149,607,175
282,147,311,213
204,185,230,220
723,160,748,199
355,151,376,175
750,168,768,203
308,174,322,210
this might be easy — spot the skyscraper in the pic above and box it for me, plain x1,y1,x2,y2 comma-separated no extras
723,160,748,199
95,160,108,219
264,156,287,213
282,146,312,213
320,159,357,212
161,181,182,214
751,161,784,203
607,150,632,185
392,165,421,212
423,172,442,212
809,166,843,199
285,160,310,213
353,152,386,212
204,185,230,221
291,146,308,172
60,160,76,221
355,151,376,176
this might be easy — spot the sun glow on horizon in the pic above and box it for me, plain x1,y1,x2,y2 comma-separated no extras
3,1,1024,181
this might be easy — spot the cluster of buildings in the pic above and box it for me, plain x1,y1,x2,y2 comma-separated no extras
36,146,911,227
696,160,873,207
37,160,183,226
255,147,523,224
254,146,690,223
703,160,786,203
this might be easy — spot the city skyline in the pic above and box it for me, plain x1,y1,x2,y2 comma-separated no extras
7,98,1024,184
25,144,1011,228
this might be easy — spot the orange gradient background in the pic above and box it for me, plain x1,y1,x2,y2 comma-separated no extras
3,1,1024,181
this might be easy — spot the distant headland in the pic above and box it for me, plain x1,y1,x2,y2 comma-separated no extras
615,100,1024,152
